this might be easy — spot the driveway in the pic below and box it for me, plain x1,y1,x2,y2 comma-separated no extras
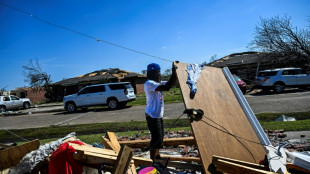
1,89,310,129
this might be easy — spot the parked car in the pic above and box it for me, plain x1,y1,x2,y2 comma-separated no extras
255,68,310,93
63,82,136,113
233,74,247,94
0,95,32,112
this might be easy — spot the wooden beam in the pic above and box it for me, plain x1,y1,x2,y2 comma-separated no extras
216,159,276,174
160,154,201,163
106,132,136,174
286,163,310,174
71,143,201,171
112,145,133,174
119,137,195,148
0,139,40,170
212,155,269,171
69,143,117,156
101,136,119,152
107,132,121,153
128,164,137,174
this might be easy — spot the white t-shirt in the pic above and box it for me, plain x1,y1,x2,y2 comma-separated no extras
144,80,166,118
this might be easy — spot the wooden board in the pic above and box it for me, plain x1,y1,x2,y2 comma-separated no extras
0,139,40,170
174,62,266,173
107,132,121,152
119,137,195,148
112,145,133,174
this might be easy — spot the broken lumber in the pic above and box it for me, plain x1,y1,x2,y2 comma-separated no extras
0,139,40,170
119,137,195,148
102,136,119,152
106,132,136,173
112,145,133,174
214,159,276,174
286,162,310,174
160,154,201,163
107,132,121,152
212,155,269,171
70,143,201,170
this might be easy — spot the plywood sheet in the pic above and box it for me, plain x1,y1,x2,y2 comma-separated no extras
174,62,265,173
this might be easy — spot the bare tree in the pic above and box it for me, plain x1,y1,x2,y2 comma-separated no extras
250,15,310,61
0,85,8,95
22,58,53,101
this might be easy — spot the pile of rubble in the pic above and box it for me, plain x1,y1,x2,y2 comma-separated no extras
265,129,310,152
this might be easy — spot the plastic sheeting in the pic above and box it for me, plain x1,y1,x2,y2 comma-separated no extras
8,132,76,174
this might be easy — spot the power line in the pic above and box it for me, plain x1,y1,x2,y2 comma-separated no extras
0,1,173,63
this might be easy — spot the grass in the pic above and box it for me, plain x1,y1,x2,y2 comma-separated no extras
128,87,183,106
2,110,310,145
0,118,190,143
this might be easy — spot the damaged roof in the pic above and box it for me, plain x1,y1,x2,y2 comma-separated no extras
209,52,267,67
52,68,146,86
209,51,307,68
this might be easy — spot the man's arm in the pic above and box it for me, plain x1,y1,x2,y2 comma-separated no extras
155,64,177,91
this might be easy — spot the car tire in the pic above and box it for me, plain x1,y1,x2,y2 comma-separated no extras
66,102,77,113
23,102,30,109
108,98,119,109
273,84,285,93
0,106,6,112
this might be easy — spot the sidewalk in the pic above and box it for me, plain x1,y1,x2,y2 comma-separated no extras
0,103,64,116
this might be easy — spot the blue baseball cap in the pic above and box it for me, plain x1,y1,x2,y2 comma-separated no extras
147,63,161,71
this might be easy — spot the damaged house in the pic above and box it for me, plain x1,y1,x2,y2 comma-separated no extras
51,68,147,101
209,52,310,84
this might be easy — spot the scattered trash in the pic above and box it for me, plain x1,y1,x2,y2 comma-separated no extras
275,115,296,121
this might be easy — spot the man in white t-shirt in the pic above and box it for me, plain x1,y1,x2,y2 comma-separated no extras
144,62,177,161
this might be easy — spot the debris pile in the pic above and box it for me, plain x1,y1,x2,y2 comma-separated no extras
266,129,310,152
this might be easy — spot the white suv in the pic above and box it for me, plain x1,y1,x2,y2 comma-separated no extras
63,82,136,113
255,68,310,93
0,95,32,112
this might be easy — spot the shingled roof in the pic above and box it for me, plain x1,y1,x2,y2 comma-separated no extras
53,68,146,86
209,51,309,69
209,52,267,67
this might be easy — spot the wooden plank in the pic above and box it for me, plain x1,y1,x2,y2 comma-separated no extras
128,164,137,174
286,163,310,174
102,136,119,152
0,139,40,170
71,144,201,171
107,132,121,153
174,62,266,173
119,137,195,148
112,145,133,174
107,132,134,174
69,143,118,156
216,159,275,174
212,155,269,171
160,154,201,163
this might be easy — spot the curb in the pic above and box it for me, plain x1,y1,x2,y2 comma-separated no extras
1,108,65,117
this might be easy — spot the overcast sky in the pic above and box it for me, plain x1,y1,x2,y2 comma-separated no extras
0,0,309,90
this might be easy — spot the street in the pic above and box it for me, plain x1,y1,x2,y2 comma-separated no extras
1,89,310,129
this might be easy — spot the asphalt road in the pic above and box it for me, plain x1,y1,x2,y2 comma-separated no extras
1,89,310,130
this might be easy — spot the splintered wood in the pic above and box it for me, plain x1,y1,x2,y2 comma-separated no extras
174,62,266,173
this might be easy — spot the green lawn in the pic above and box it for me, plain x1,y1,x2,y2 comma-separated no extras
128,87,183,106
